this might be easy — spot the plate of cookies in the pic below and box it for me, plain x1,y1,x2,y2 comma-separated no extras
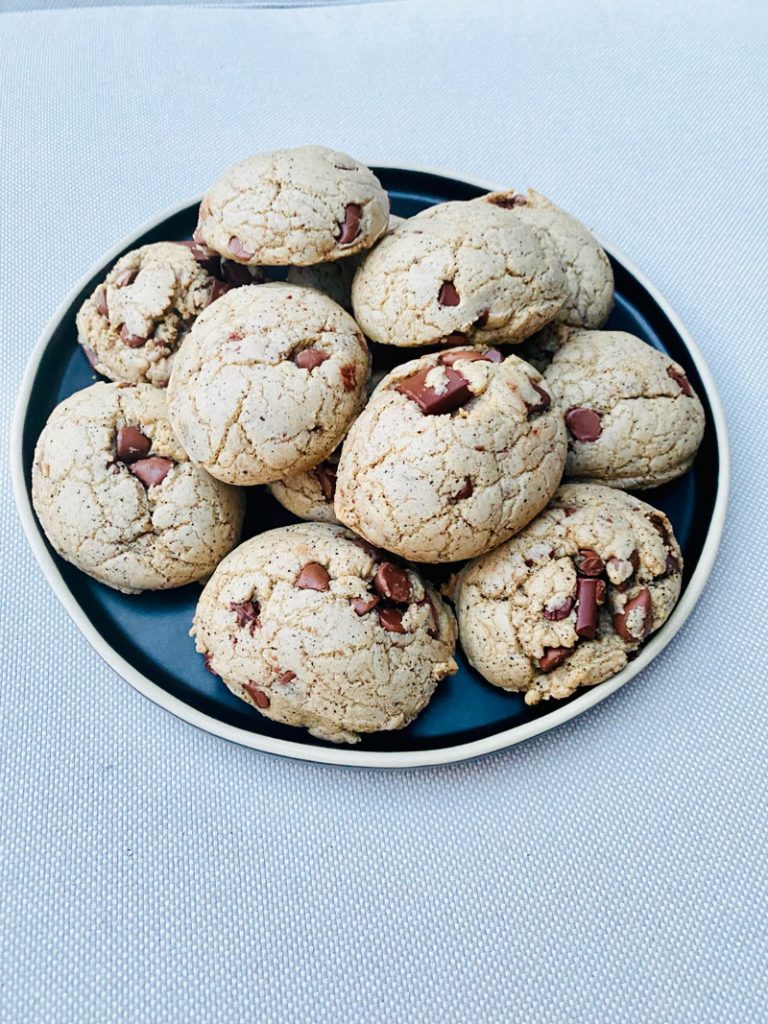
12,147,728,767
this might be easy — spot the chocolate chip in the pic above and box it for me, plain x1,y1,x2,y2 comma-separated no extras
378,607,405,634
565,407,602,442
336,203,362,245
95,288,109,318
220,259,263,287
228,237,254,260
293,348,329,371
575,549,604,577
474,309,490,328
229,600,261,632
439,349,501,367
128,456,174,488
525,381,551,417
543,596,574,621
120,324,147,349
314,463,337,501
438,281,460,306
244,682,270,709
351,537,385,562
451,477,474,502
649,513,672,548
439,332,467,345
116,425,151,464
373,562,412,604
539,646,572,672
396,366,472,415
276,670,295,685
613,589,653,643
296,562,330,591
352,595,379,616
665,552,681,576
207,278,233,306
340,365,357,391
667,365,693,397
489,193,528,208
114,268,138,288
575,578,600,639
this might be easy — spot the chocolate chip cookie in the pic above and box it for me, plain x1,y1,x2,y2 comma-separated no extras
350,199,567,347
476,190,614,328
540,328,706,489
334,347,567,562
194,145,390,267
77,242,222,387
454,483,683,705
167,283,370,486
192,523,458,743
32,383,245,593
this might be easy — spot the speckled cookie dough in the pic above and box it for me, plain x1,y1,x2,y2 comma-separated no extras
167,283,370,486
268,448,341,524
476,189,614,328
454,483,683,705
76,242,220,387
334,347,567,562
192,523,458,743
540,328,706,489
286,215,404,311
350,199,567,347
194,146,390,267
32,383,245,593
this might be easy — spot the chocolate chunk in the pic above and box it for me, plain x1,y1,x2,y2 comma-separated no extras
439,332,467,345
116,425,151,464
293,348,329,371
120,324,147,349
490,193,528,208
203,652,217,675
451,477,474,502
314,463,337,501
220,259,263,287
229,600,261,632
351,537,384,562
396,366,472,415
378,607,406,634
179,238,221,275
228,237,254,260
115,268,138,288
575,549,604,577
276,670,295,685
664,552,681,577
128,456,174,488
539,646,571,672
340,365,357,391
649,513,672,548
667,365,693,397
474,309,490,328
543,596,574,621
336,203,362,245
595,579,607,604
526,380,551,416
439,349,501,367
351,594,379,616
575,578,600,639
613,588,653,642
438,281,460,306
296,562,330,591
373,562,412,604
207,278,232,305
244,682,270,709
95,287,109,318
565,407,602,442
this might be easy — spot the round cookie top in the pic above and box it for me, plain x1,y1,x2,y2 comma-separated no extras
334,347,567,562
76,242,219,387
194,146,390,267
475,190,614,328
542,328,706,489
31,383,245,593
268,448,341,525
351,199,567,347
167,283,370,486
454,483,683,705
192,523,458,744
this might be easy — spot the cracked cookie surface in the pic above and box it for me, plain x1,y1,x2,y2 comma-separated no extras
540,328,706,489
192,523,458,743
32,383,245,593
350,199,567,347
454,483,683,705
195,146,390,266
167,283,370,485
334,347,567,562
76,242,217,387
476,190,614,328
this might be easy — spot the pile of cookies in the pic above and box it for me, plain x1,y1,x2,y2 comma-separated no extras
32,145,706,744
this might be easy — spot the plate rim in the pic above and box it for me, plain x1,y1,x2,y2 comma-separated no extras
10,163,731,769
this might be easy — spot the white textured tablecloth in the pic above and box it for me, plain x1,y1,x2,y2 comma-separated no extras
1,2,766,1021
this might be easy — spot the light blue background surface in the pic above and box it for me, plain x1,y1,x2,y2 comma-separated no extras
1,2,766,1021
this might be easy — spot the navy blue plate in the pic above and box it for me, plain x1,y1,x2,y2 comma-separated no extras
15,167,727,765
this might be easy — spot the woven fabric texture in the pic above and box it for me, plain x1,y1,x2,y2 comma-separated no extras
1,2,766,1021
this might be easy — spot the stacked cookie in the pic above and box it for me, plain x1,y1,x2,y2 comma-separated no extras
33,144,706,744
